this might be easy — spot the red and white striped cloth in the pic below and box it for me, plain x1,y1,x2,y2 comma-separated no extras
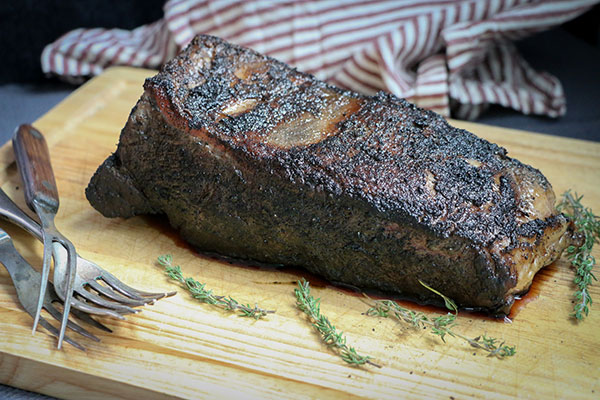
41,0,597,119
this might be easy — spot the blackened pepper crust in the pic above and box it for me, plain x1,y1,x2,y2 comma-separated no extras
87,35,574,314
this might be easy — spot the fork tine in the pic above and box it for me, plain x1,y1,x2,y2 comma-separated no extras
69,296,132,319
56,240,78,350
76,289,141,313
44,302,100,342
0,227,89,351
87,280,151,306
32,235,53,334
70,308,113,333
47,282,112,333
100,271,176,300
37,315,85,351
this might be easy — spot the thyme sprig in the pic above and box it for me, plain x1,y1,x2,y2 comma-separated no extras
294,279,381,368
556,190,600,320
157,255,274,319
366,281,516,358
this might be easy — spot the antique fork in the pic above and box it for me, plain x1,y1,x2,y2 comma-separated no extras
0,186,175,315
0,226,111,350
12,124,77,349
5,126,174,343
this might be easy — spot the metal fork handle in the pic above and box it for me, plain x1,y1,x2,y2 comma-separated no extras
0,188,43,241
12,124,59,212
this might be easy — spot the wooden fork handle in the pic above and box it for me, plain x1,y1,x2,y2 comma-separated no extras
12,124,59,212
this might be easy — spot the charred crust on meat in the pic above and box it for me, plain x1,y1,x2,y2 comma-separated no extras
85,152,158,218
87,35,573,314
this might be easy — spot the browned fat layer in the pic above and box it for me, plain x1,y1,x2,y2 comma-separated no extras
266,97,362,148
234,61,269,80
222,98,260,117
513,173,556,223
506,216,572,294
149,86,181,130
424,170,437,197
148,87,237,168
466,158,482,168
149,83,209,136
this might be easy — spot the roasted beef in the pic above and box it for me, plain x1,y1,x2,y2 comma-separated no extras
86,35,574,314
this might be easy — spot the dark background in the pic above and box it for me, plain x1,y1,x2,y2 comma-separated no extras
0,0,167,83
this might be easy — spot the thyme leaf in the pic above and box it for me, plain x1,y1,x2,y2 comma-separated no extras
556,190,600,320
366,281,516,358
157,255,274,319
294,279,381,368
419,280,458,313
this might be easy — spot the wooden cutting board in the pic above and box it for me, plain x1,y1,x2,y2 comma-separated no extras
0,67,598,400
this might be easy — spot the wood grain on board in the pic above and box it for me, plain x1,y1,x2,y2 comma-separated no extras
0,67,598,400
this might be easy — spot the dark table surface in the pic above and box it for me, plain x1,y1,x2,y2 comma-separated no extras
0,27,599,400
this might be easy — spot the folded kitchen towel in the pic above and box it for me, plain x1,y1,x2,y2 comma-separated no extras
41,0,598,119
